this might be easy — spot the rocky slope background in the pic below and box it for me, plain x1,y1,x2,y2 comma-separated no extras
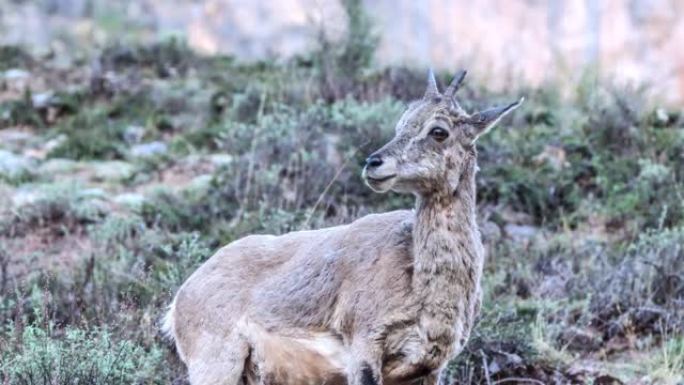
1,1,683,384
1,0,683,105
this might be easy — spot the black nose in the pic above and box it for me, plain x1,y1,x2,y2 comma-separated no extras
365,155,383,168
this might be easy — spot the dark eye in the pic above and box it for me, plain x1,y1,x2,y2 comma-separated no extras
429,126,449,142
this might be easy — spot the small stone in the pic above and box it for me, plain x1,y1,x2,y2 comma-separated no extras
130,141,168,159
2,68,30,81
655,108,669,124
208,153,233,167
487,351,523,375
32,91,55,109
487,360,501,375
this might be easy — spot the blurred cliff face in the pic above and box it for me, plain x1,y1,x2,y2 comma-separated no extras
1,0,682,104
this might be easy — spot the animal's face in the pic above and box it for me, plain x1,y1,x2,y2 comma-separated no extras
363,97,471,194
363,70,522,195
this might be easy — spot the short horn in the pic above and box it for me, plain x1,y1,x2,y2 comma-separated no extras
424,68,439,98
444,70,467,97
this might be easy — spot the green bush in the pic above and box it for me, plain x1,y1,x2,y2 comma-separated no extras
1,323,163,385
0,45,31,70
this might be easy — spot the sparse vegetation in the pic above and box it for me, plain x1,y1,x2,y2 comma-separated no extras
1,5,683,384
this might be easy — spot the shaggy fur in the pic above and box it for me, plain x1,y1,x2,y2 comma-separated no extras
163,70,522,385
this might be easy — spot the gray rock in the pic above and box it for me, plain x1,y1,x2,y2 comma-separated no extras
2,68,30,81
31,91,55,109
655,107,669,124
208,153,233,167
130,141,168,159
0,150,35,181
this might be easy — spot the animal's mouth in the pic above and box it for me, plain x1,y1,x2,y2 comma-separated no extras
365,174,396,183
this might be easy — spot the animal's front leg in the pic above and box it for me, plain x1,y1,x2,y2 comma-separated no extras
347,339,384,385
348,360,382,385
420,371,441,385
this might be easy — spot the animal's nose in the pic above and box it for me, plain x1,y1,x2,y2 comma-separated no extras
365,155,384,168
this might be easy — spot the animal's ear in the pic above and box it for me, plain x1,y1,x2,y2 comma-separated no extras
464,97,524,142
423,69,440,99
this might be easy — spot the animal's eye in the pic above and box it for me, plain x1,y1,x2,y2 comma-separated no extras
429,126,449,142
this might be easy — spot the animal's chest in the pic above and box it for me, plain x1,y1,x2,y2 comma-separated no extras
381,323,456,383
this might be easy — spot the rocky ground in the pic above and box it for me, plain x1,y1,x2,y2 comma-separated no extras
0,36,683,384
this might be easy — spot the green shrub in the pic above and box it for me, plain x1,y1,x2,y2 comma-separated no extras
99,38,195,77
0,183,106,237
586,227,684,338
48,109,127,160
1,321,163,385
0,45,32,70
0,91,44,127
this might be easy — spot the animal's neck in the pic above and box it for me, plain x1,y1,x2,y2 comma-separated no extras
411,153,483,352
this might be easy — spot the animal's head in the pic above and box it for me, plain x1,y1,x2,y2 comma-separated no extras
363,70,523,196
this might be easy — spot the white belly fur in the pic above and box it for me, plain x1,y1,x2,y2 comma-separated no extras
238,318,349,384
